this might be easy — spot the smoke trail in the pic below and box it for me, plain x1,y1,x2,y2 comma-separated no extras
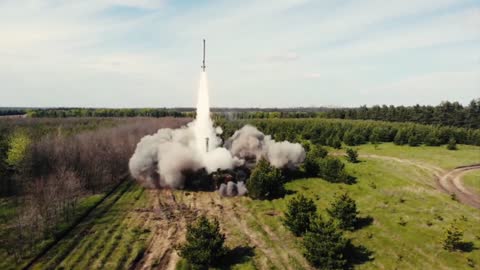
129,71,305,194
194,72,217,153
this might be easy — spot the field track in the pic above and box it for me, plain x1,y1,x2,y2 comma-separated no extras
440,164,480,209
359,154,480,209
133,190,313,270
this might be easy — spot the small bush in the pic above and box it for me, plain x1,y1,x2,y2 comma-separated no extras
345,148,359,163
327,193,359,231
447,138,457,150
318,157,355,184
398,217,407,226
283,194,317,236
178,215,227,268
467,257,476,268
442,223,463,251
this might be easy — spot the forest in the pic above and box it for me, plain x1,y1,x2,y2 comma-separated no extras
323,99,480,129
218,117,480,147
0,117,190,265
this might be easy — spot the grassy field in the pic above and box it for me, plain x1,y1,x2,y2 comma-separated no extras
7,143,479,269
30,181,150,270
231,143,480,269
463,171,480,196
344,143,480,169
176,143,480,269
0,193,106,269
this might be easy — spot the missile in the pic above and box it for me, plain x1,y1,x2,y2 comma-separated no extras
201,39,206,72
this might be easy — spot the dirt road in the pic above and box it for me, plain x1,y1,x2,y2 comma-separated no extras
439,164,480,209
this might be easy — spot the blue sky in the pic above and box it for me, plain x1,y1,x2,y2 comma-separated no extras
0,0,479,107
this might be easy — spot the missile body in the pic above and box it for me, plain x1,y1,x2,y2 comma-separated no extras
201,39,206,72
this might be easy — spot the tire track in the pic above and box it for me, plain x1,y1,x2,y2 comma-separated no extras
194,192,312,270
356,154,480,209
131,190,198,270
439,164,480,209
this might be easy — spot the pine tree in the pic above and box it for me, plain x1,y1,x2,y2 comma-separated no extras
283,194,317,236
326,135,342,149
345,148,359,163
327,193,359,230
303,216,350,270
178,215,227,268
343,130,356,146
394,128,408,145
303,145,328,177
408,134,421,147
318,157,353,184
247,159,285,200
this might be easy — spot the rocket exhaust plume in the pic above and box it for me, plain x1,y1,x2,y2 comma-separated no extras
128,40,305,194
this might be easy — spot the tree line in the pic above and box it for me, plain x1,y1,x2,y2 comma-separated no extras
26,108,191,118
214,99,480,128
8,98,480,129
323,99,480,129
0,109,26,116
218,118,480,147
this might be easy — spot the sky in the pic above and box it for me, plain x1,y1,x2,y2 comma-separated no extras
0,0,479,108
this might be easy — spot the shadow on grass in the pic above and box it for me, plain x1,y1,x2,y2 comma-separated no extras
346,243,374,268
217,246,255,268
355,216,374,230
458,241,476,252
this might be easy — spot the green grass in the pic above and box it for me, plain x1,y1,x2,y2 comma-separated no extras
463,171,480,196
238,144,480,269
29,181,141,270
345,143,480,169
33,182,151,270
4,142,480,269
0,193,106,270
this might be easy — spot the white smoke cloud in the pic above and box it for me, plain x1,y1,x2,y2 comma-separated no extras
128,72,305,194
225,125,306,169
218,181,248,197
